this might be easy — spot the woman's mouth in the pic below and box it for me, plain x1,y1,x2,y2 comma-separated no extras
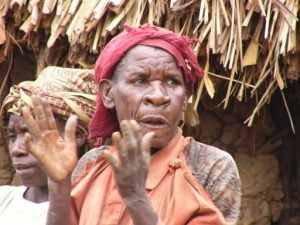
14,164,35,179
139,116,169,129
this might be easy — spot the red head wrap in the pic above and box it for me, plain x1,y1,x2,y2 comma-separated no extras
89,24,203,147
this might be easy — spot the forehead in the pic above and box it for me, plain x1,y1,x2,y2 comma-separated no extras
7,113,65,129
124,45,175,60
114,45,181,75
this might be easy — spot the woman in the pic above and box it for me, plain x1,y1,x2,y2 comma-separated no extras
0,66,97,225
23,25,241,225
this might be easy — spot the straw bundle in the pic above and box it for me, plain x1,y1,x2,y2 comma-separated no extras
0,0,299,126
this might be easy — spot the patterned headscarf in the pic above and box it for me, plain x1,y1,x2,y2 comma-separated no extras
1,66,98,142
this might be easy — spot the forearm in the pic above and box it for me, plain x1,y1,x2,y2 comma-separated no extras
47,178,72,225
124,192,158,225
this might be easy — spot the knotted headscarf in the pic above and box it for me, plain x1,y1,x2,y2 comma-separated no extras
89,24,203,147
1,66,98,143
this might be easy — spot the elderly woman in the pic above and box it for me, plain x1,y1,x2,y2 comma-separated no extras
0,66,97,225
23,25,241,225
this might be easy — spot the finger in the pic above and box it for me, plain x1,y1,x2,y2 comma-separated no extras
103,149,120,171
31,96,48,131
24,132,38,157
41,99,57,130
25,133,69,182
24,133,48,173
64,115,77,147
112,131,127,161
120,120,137,157
128,120,142,157
24,133,51,179
22,107,41,139
140,132,154,165
141,132,155,152
130,120,142,145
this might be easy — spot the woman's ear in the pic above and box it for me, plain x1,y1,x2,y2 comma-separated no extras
99,79,115,109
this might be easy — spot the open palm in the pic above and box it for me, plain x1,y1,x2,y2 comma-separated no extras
22,96,78,182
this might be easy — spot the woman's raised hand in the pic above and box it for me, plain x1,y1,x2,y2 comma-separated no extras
22,95,78,182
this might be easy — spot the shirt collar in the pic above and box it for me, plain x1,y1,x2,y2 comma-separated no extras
146,128,188,190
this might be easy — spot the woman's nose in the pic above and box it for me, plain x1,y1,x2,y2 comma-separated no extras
143,82,171,106
10,136,29,157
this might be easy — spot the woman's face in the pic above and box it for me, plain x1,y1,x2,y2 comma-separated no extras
7,114,65,187
105,45,188,149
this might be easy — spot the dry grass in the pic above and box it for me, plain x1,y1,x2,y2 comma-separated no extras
0,0,299,126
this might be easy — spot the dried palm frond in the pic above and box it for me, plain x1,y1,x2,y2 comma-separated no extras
0,0,299,126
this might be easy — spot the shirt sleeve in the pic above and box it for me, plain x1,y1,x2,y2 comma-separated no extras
206,156,241,225
186,140,242,225
71,147,105,183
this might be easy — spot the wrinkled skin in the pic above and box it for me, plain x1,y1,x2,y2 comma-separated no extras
100,45,189,199
101,45,189,149
103,120,154,199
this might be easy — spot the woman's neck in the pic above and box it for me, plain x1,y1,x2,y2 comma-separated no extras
23,186,49,203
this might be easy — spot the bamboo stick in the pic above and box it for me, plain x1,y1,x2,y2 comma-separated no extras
235,0,243,70
224,39,239,109
0,12,6,44
245,79,277,127
0,0,299,128
257,0,266,17
42,0,58,14
106,0,135,32
208,71,255,89
264,0,272,39
203,47,215,98
148,0,154,25
280,90,295,133
194,78,205,111
242,4,254,27
274,59,285,90
219,0,230,26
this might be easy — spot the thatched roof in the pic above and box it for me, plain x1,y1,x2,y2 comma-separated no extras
0,0,299,127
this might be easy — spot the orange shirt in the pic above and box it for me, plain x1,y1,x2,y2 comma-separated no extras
71,129,226,225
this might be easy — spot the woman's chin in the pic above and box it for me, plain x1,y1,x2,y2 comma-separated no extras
149,135,172,150
139,125,177,149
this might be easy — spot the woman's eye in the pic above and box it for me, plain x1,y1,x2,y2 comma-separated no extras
166,79,179,86
133,78,148,85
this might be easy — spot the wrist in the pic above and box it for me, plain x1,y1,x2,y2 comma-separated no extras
123,192,158,225
48,177,71,193
122,188,148,204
